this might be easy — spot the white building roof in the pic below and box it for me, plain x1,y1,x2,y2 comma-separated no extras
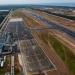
9,18,23,22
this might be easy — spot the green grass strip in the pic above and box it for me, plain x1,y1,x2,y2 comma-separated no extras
48,35,75,75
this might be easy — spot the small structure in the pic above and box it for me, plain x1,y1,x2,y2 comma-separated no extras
0,44,4,67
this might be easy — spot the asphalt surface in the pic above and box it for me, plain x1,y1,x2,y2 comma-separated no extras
1,19,55,75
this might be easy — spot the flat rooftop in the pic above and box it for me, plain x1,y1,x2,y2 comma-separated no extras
9,18,23,22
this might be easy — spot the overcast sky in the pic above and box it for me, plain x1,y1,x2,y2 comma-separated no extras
0,0,75,5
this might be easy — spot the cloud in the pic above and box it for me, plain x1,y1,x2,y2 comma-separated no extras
0,0,48,5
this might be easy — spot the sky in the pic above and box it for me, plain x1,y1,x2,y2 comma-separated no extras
0,0,75,5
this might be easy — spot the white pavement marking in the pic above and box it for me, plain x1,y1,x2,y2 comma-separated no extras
18,54,22,66
11,56,14,75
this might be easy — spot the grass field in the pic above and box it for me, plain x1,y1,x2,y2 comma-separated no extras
49,34,75,74
39,33,75,75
